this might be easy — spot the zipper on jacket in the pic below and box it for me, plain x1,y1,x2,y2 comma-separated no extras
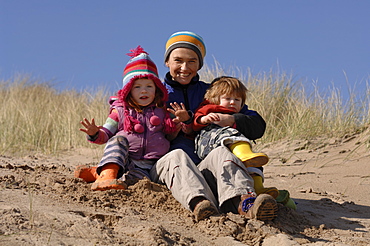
182,86,190,110
141,111,147,158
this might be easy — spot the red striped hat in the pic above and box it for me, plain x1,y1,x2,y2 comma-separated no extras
120,46,167,103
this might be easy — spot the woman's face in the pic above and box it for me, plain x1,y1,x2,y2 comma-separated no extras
165,48,200,85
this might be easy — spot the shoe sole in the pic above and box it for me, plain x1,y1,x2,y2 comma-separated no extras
243,155,269,168
194,200,219,221
91,179,127,191
252,194,278,221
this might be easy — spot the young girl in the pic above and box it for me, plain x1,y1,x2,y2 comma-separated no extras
77,46,176,191
193,76,278,198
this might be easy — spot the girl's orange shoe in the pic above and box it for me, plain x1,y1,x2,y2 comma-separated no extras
90,163,127,191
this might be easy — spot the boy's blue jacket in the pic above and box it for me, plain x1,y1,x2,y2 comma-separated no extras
164,72,266,164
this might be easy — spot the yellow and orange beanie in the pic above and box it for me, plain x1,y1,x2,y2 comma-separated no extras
164,31,206,69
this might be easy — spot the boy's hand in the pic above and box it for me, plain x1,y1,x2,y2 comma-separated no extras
167,102,190,123
79,118,101,136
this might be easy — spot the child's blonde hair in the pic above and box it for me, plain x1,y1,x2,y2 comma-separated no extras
205,76,248,105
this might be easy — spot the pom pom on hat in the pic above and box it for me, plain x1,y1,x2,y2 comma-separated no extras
164,31,206,69
126,45,148,58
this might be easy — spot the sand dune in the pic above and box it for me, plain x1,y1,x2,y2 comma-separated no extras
1,127,369,245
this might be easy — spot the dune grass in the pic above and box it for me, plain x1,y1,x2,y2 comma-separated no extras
201,64,369,143
0,75,109,155
0,69,369,155
242,70,369,143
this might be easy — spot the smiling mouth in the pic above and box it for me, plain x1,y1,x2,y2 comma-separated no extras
178,73,191,77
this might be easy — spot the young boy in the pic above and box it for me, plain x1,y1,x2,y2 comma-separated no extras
193,76,278,198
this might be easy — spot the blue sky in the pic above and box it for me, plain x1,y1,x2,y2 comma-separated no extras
1,0,369,100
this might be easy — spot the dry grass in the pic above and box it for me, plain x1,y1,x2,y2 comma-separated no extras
1,69,369,155
245,70,369,143
201,65,370,143
0,75,108,155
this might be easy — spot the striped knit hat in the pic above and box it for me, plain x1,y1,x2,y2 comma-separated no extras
164,31,206,69
120,46,167,103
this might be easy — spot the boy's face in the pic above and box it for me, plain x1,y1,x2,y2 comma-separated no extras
219,94,243,113
165,48,200,85
130,78,156,106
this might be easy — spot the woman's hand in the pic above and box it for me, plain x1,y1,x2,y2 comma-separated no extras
200,113,220,124
167,102,190,123
79,118,101,136
213,114,235,127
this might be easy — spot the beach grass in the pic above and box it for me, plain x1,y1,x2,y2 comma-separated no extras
0,75,109,155
0,68,369,155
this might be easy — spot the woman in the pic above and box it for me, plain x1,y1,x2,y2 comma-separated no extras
150,31,278,221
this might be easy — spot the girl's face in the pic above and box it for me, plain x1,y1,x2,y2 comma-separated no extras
130,78,156,106
165,48,200,85
219,94,243,113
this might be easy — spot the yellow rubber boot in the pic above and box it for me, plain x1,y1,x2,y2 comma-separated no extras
91,163,127,191
253,175,279,199
229,142,269,167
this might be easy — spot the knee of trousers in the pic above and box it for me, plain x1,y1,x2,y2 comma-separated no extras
108,135,129,146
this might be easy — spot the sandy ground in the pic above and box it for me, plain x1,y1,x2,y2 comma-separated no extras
1,126,369,246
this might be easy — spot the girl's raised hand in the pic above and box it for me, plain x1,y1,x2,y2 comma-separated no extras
79,118,101,136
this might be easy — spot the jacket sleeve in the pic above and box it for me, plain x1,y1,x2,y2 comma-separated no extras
193,109,208,132
193,100,212,132
87,128,110,144
234,105,266,140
